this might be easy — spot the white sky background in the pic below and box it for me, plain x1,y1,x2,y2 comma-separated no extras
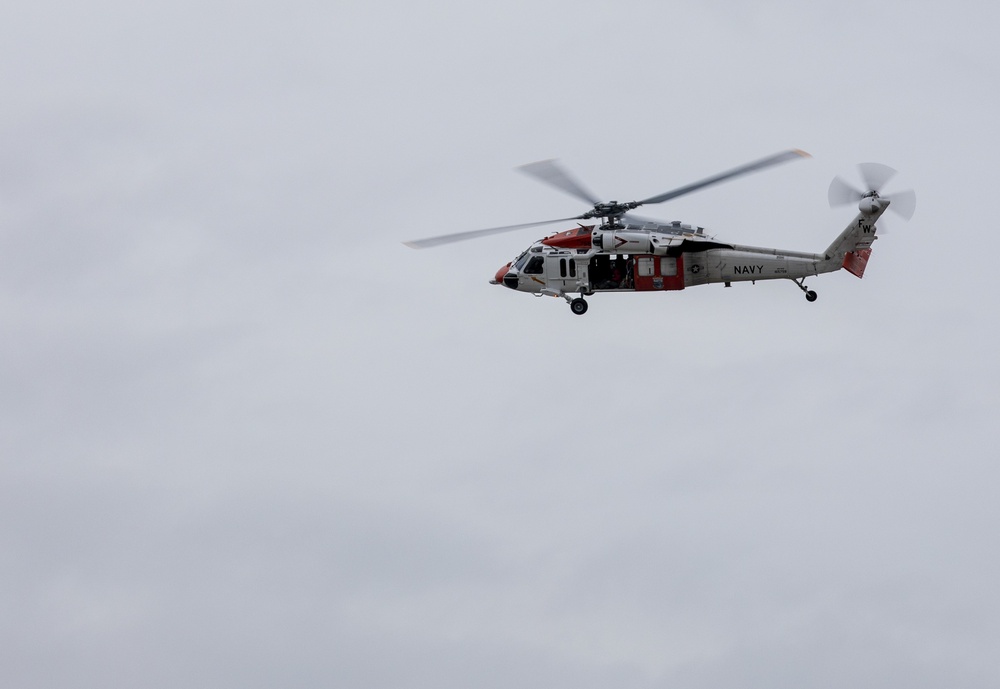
2,0,998,687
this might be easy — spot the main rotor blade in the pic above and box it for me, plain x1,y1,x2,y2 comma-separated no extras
858,162,897,193
517,159,603,206
638,149,811,206
403,215,583,249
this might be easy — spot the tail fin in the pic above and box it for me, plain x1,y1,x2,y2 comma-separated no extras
822,197,889,277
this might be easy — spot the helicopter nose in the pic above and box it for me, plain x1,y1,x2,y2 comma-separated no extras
492,263,511,285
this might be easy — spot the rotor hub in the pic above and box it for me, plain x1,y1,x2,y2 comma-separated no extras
581,201,641,220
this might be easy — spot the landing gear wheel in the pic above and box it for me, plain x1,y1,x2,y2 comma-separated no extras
805,290,818,302
570,298,588,315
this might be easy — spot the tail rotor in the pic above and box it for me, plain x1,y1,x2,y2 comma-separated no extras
829,162,916,221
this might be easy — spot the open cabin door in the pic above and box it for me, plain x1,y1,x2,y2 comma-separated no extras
633,255,685,291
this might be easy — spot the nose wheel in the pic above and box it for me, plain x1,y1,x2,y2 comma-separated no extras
793,278,818,303
570,297,589,315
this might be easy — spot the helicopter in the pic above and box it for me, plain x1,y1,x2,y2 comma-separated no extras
404,150,916,315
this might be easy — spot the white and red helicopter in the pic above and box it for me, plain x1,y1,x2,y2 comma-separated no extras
405,150,915,315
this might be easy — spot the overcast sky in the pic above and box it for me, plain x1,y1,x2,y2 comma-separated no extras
2,1,999,687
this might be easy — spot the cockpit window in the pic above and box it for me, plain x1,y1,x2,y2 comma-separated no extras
523,256,544,274
513,251,530,271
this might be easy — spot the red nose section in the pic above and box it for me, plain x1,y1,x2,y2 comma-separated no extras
542,226,594,249
492,262,511,284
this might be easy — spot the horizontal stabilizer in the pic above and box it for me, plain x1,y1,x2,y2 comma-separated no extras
842,249,872,279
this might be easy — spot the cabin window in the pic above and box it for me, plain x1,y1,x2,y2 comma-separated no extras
660,257,678,276
524,256,544,275
637,257,656,277
557,258,576,278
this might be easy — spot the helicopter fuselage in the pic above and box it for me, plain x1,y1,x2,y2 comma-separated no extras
490,202,886,314
495,241,827,294
492,232,842,296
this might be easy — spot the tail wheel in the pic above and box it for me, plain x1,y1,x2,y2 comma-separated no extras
570,298,589,315
805,290,818,302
